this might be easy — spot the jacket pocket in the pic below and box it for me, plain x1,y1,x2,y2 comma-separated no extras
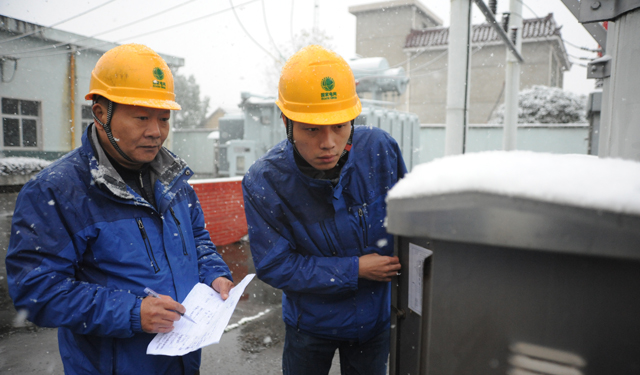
357,205,369,248
136,218,160,273
169,207,188,256
319,221,338,256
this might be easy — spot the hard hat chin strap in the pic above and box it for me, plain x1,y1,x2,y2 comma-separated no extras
342,121,355,157
92,99,134,163
285,115,355,158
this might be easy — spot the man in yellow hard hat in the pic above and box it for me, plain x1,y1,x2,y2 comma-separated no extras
242,45,407,374
6,43,234,375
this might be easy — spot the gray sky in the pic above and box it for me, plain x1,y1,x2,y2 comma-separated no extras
0,0,600,114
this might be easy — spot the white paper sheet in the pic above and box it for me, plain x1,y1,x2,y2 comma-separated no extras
408,243,433,316
147,273,255,356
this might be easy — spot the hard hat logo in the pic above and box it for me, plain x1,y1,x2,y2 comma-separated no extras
321,77,335,91
153,67,165,81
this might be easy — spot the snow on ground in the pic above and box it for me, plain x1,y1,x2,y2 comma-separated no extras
388,151,640,216
0,157,51,176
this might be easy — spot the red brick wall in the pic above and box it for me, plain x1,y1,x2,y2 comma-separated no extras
190,177,248,246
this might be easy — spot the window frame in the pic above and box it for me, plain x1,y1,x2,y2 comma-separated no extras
81,104,93,135
1,97,43,150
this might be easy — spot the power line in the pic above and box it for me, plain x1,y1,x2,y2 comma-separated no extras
229,0,281,62
570,60,588,68
350,47,442,75
567,53,595,61
518,0,540,19
563,39,601,53
408,49,449,72
514,1,602,54
261,0,286,61
408,45,483,79
11,0,261,60
0,0,118,45
7,0,199,56
289,0,295,50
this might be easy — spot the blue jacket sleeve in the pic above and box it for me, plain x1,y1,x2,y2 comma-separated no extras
6,181,140,337
187,186,233,287
242,178,359,295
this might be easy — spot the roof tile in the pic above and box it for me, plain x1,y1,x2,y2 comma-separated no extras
405,13,561,48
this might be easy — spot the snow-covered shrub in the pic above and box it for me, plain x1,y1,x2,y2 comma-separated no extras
0,157,51,176
489,85,587,124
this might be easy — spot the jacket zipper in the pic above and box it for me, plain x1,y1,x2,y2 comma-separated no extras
319,221,338,256
136,218,160,273
169,207,188,256
358,208,369,247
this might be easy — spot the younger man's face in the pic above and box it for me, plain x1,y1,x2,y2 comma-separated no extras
292,120,351,170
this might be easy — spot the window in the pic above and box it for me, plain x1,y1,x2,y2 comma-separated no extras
1,98,41,148
81,105,93,134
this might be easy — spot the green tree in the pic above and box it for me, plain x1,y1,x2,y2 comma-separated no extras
173,73,210,129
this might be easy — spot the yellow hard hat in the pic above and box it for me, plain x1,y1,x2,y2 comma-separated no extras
85,43,181,110
276,45,361,125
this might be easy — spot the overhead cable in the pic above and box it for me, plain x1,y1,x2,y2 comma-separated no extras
290,0,295,49
567,53,595,61
517,0,539,19
229,0,282,62
0,0,118,45
408,45,483,79
7,0,198,56
10,0,261,60
261,0,286,61
570,59,588,67
563,39,601,53
408,49,449,72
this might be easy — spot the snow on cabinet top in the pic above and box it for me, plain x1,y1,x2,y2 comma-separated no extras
387,151,640,216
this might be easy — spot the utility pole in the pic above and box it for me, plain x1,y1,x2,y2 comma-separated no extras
313,0,320,40
502,0,523,150
444,0,473,155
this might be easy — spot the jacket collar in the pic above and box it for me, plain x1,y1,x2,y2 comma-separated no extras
82,124,191,205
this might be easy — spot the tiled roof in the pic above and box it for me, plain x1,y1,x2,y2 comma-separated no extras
405,13,562,49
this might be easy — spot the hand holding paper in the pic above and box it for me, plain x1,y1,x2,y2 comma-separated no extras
147,273,255,356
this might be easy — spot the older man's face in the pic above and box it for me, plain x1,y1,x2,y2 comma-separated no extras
94,102,170,169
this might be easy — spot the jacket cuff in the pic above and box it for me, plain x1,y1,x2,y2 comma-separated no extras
351,256,360,290
130,297,143,333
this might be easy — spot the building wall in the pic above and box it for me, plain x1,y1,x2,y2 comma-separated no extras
408,41,561,124
201,108,226,130
349,4,567,125
1,17,183,160
353,5,439,66
406,49,449,124
419,124,589,164
171,129,217,178
0,29,103,158
190,177,248,246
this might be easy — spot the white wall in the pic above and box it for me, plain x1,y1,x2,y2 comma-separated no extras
419,124,589,166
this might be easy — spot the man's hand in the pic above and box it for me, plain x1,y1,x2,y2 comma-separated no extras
211,277,235,300
140,294,185,333
358,253,401,282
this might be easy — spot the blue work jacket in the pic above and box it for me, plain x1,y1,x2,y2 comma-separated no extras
242,126,407,343
6,125,232,374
